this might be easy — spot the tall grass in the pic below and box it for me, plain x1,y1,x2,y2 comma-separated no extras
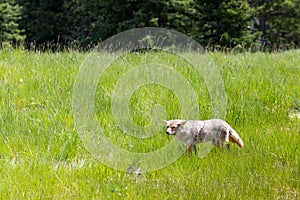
0,48,299,199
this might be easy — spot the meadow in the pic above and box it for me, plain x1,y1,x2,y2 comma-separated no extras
0,48,299,199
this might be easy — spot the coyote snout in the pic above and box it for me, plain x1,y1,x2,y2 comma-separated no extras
163,119,244,155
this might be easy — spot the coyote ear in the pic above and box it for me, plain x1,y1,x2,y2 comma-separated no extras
177,120,187,127
162,120,168,125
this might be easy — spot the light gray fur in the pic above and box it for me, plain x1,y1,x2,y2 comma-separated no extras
164,119,243,149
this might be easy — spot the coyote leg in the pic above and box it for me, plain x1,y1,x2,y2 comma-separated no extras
187,144,197,156
193,145,197,154
188,144,196,156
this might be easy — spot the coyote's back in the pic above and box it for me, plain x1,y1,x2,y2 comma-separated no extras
200,119,244,148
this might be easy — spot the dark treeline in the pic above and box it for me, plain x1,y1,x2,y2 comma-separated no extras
1,0,300,50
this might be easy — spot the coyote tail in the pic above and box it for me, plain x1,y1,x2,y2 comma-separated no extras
228,128,244,148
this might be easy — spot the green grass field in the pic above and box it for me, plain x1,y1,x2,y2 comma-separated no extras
0,48,299,199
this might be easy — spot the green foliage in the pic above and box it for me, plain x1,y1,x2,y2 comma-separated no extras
17,0,72,48
194,0,258,48
249,0,300,48
0,0,25,47
7,0,300,49
84,0,195,45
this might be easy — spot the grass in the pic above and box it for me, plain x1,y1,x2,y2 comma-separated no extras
0,48,299,199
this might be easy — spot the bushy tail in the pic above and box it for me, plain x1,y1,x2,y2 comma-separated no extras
228,128,244,148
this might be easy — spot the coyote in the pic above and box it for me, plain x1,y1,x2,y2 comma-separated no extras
163,119,244,155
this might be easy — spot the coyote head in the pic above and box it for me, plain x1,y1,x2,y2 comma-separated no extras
162,120,187,135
